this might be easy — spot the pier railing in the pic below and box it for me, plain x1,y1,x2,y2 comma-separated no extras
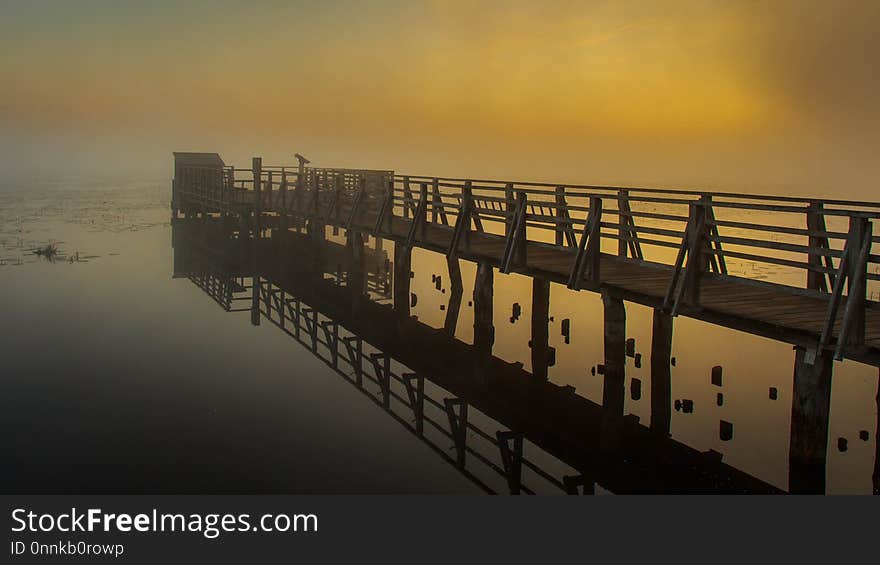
174,156,878,360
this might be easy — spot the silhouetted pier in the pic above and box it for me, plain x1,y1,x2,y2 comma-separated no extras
172,152,880,494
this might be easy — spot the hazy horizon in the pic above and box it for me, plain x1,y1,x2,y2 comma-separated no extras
1,0,877,199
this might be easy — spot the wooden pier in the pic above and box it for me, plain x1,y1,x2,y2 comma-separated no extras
172,152,880,365
172,152,880,494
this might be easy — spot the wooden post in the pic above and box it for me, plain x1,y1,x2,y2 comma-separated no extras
473,262,494,359
682,202,709,307
555,186,565,247
419,183,428,241
403,374,425,436
403,176,413,219
618,189,629,257
295,153,309,194
279,169,289,232
393,241,411,321
333,173,344,223
843,216,869,348
789,345,833,494
347,230,366,300
650,308,673,437
497,431,524,494
806,202,830,292
568,196,602,289
444,256,464,337
252,157,262,240
530,278,551,380
500,191,527,273
601,290,626,451
445,398,469,468
874,368,879,495
504,183,515,237
462,181,473,251
433,178,449,225
294,156,307,221
250,276,261,326
312,171,321,216
265,170,273,211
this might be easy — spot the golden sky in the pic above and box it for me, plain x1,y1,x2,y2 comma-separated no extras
1,0,877,198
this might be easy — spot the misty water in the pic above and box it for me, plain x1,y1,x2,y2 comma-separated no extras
1,181,877,493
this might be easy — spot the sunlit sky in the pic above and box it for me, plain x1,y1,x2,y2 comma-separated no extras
1,0,877,197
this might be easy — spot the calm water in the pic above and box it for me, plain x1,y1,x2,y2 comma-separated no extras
1,181,877,493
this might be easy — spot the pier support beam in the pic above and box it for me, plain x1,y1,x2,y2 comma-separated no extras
473,262,494,361
444,256,463,337
650,309,674,437
347,230,366,299
788,346,833,494
601,291,626,451
530,278,551,380
393,241,411,322
874,369,879,495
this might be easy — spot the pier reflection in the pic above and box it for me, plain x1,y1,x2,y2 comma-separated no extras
172,217,879,494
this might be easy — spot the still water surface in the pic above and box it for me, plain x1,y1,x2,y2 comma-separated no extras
1,181,877,493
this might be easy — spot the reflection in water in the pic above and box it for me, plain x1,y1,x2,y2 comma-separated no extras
172,217,880,494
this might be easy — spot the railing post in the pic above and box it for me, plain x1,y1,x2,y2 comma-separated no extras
346,175,366,230
682,201,709,308
431,178,439,224
567,196,602,290
403,176,413,219
840,216,870,351
500,191,527,273
555,186,565,247
311,171,321,215
702,194,725,274
403,373,425,436
405,183,428,249
449,181,474,258
806,202,830,292
333,173,344,222
504,183,515,237
496,431,524,494
431,178,447,226
419,182,428,240
618,190,628,257
374,177,394,235
617,189,643,260
279,169,288,231
462,180,473,250
265,170,273,210
444,398,469,468
252,157,262,239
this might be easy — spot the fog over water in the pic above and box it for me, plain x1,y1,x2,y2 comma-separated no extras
1,1,878,198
